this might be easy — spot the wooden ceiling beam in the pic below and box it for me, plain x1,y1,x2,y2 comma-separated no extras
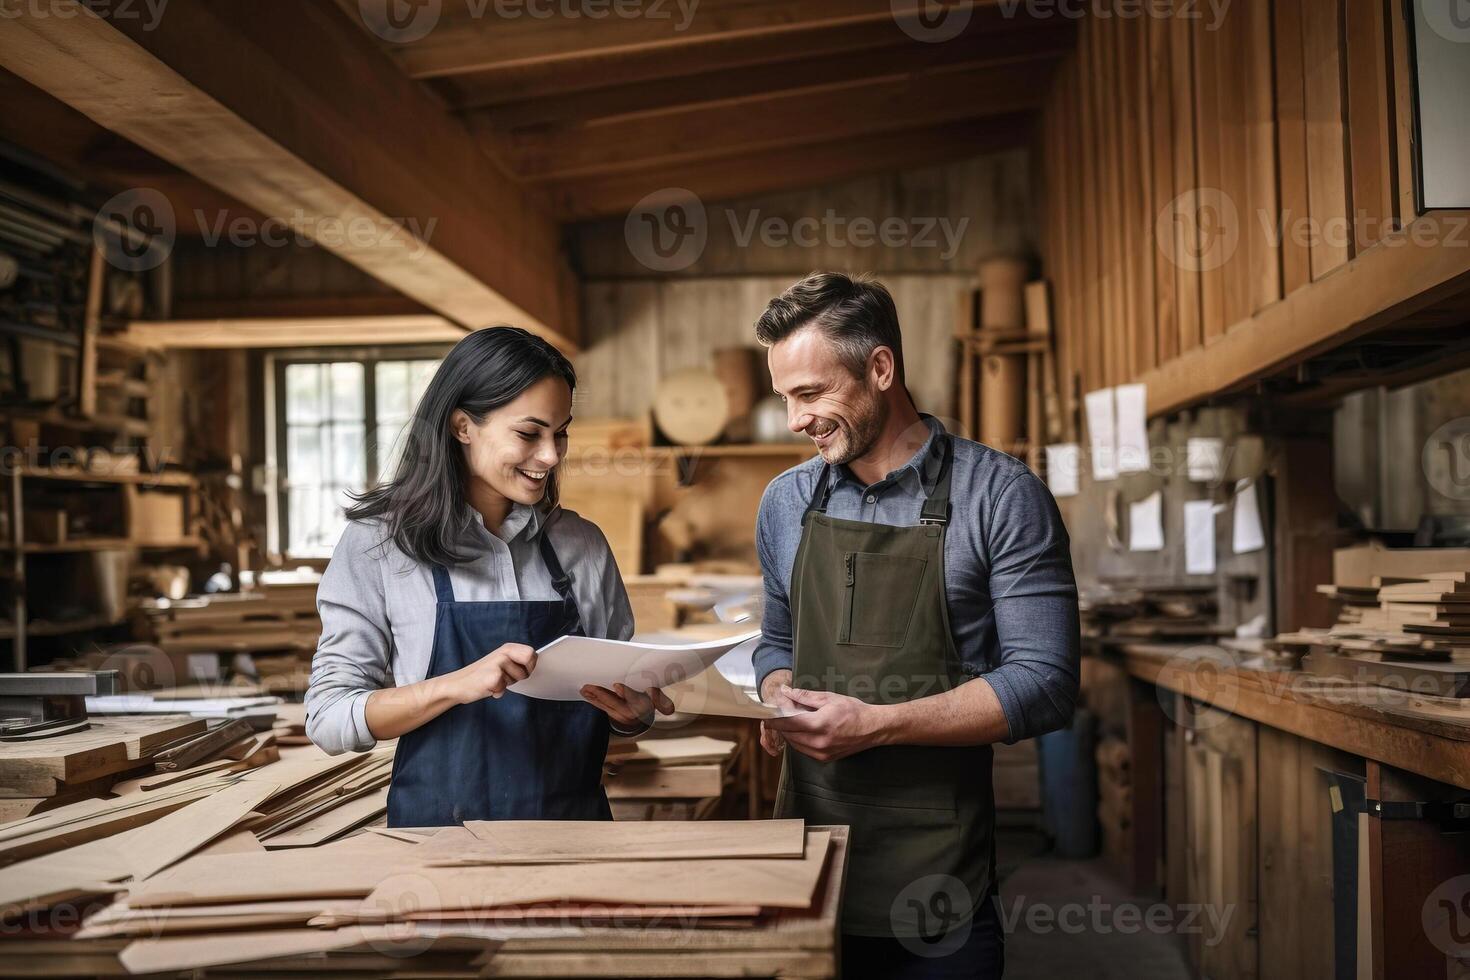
125,315,467,350
375,0,988,79
542,115,1033,220
436,2,1056,108
477,22,1075,129
486,57,1057,180
0,3,580,350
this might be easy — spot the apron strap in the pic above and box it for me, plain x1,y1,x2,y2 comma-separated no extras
429,564,456,603
800,465,835,526
919,434,955,526
537,529,585,635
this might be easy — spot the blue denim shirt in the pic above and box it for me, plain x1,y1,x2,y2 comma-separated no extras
752,416,1081,744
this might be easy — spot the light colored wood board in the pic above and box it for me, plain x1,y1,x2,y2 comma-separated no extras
401,904,763,923
363,830,832,915
78,899,360,939
603,764,723,799
125,778,280,880
664,667,784,720
117,924,447,975
0,786,219,867
126,832,426,908
437,818,805,865
605,736,737,767
1301,0,1353,277
260,786,388,849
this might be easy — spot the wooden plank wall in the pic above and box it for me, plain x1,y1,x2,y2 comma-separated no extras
1039,0,1419,427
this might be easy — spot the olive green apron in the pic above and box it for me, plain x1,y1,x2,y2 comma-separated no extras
774,435,994,938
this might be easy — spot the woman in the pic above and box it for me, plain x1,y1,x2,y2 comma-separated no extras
306,326,674,827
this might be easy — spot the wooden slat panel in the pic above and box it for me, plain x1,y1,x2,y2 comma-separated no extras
1149,12,1178,365
1345,0,1396,253
1116,14,1142,380
1100,15,1127,384
1274,0,1314,295
1129,12,1157,374
1302,0,1354,278
1192,8,1227,341
1386,0,1419,224
1243,0,1282,315
1170,10,1203,354
1080,22,1105,394
1216,1,1253,331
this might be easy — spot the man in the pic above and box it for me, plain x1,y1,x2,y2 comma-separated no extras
753,272,1081,979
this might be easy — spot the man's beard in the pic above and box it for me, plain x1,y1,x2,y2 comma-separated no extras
816,392,886,466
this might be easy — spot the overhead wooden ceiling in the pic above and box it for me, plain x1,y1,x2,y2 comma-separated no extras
336,0,1076,219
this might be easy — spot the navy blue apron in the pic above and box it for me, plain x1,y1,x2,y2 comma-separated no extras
385,529,612,827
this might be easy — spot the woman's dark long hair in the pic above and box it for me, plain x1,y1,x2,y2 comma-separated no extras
345,326,576,567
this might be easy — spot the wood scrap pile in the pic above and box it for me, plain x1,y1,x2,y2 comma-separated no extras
604,734,738,821
1266,545,1470,698
1081,583,1226,642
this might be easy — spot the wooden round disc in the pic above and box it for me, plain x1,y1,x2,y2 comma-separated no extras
653,368,730,446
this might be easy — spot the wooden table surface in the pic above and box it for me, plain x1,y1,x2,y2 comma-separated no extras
1117,640,1470,787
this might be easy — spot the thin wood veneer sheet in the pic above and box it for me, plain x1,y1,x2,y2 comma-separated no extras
663,664,803,719
606,735,736,765
431,818,806,865
361,830,831,915
126,832,426,907
118,924,445,975
509,629,761,700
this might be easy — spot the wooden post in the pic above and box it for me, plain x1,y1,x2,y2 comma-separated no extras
1271,435,1338,633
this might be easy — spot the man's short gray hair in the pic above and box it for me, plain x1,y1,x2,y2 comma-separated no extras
754,272,905,383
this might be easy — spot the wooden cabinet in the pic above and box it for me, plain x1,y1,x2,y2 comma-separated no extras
1179,699,1258,980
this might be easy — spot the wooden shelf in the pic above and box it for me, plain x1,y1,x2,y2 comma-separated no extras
0,613,126,639
12,466,195,488
1,406,151,436
0,536,203,554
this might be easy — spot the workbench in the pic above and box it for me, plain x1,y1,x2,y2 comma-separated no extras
4,825,850,978
1097,640,1470,979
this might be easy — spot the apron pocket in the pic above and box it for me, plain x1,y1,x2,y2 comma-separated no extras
840,552,927,648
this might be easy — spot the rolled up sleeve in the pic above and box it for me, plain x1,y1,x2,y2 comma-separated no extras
751,492,794,696
982,471,1082,743
305,523,391,755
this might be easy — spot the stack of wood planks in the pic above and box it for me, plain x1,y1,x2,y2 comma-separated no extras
2,804,844,976
1081,583,1228,642
0,714,206,822
604,734,738,821
1266,545,1470,698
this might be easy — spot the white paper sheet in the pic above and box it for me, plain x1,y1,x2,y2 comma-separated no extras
1128,491,1165,552
1044,443,1081,497
509,629,762,701
1115,383,1150,473
1186,437,1226,483
1084,388,1118,481
1232,480,1266,554
1184,499,1217,575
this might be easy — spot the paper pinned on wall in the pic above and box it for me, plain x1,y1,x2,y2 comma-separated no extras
1184,499,1217,575
509,629,762,702
1128,491,1165,552
1044,444,1081,497
1232,480,1266,554
1114,384,1150,473
1186,437,1227,483
1084,388,1118,481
